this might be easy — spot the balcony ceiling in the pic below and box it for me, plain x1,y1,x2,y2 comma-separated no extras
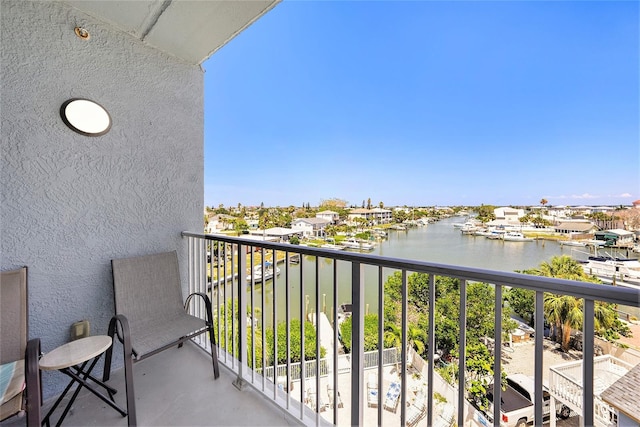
63,0,280,64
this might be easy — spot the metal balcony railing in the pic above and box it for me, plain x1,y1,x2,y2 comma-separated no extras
181,231,639,427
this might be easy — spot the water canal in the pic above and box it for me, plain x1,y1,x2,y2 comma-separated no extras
216,217,638,327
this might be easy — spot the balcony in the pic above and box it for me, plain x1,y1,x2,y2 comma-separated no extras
177,232,638,426
3,233,637,427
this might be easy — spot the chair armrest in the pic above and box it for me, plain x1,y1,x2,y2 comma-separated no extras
184,292,213,326
25,338,41,427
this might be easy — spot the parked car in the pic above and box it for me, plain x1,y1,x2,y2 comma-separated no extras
483,374,571,427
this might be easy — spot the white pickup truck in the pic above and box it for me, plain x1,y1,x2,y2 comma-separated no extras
480,374,571,427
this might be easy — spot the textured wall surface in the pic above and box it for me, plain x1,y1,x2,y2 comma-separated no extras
1,1,204,397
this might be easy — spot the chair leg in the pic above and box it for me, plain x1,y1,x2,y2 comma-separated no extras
103,317,117,382
105,315,137,426
25,338,41,427
203,297,220,379
186,292,220,379
208,325,220,379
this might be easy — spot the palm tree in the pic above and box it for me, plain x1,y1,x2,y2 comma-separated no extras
560,296,583,351
543,293,565,342
407,324,427,356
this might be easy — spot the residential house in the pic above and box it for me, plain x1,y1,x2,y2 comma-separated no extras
316,210,340,224
347,208,393,225
494,207,525,223
554,221,598,235
347,208,374,224
248,227,301,242
291,218,330,238
205,214,235,233
600,363,640,426
370,207,393,224
595,229,635,247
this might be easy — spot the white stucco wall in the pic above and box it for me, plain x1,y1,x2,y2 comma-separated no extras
1,1,204,397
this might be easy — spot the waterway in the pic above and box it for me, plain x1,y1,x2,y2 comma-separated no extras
218,217,639,327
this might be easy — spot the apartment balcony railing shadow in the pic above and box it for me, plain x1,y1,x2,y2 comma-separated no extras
181,232,640,427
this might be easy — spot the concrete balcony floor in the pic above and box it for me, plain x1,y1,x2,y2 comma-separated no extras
2,342,301,427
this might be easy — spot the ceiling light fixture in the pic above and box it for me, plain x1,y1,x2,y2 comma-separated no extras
60,98,112,137
74,26,90,40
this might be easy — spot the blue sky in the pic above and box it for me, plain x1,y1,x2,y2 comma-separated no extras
203,1,639,208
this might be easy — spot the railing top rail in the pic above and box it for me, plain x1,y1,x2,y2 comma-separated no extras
182,231,640,306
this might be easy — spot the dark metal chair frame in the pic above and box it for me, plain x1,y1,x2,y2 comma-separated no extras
102,251,219,426
0,266,42,427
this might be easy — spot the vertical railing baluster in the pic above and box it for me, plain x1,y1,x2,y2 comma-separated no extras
231,245,237,370
261,247,266,391
493,284,503,427
223,243,228,365
315,256,321,425
427,273,435,426
377,266,384,427
458,279,467,426
250,248,255,382
216,241,222,363
286,251,291,410
534,291,544,426
234,244,247,389
273,248,278,401
351,262,364,427
300,256,306,419
332,259,339,425
583,299,595,427
401,269,408,426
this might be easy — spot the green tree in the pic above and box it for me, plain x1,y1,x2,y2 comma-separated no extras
505,288,535,326
214,300,264,367
265,319,325,365
523,255,619,350
340,314,381,353
474,205,496,223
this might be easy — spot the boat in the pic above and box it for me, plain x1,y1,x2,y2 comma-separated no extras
341,238,375,251
486,230,506,240
559,240,587,247
473,228,492,237
321,243,346,251
460,224,479,234
459,221,480,234
580,256,640,285
246,262,280,283
502,232,534,242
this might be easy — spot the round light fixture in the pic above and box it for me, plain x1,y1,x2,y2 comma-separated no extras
60,98,111,136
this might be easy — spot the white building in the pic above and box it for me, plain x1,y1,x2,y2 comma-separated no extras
205,214,235,233
316,210,339,224
370,207,393,224
291,218,330,238
248,227,300,242
347,208,393,225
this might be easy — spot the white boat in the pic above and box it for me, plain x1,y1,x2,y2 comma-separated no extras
246,262,280,283
459,221,480,234
321,243,346,251
502,232,534,242
341,238,375,251
486,230,506,240
580,256,640,284
559,240,587,247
